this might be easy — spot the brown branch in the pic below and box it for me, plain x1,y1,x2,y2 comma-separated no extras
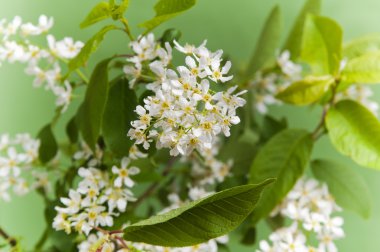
132,156,177,208
0,227,17,247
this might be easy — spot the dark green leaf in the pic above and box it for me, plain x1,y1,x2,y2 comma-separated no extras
311,159,372,218
301,15,342,75
266,214,285,231
283,0,321,60
123,179,275,247
69,25,117,71
140,0,196,32
250,129,313,224
80,2,111,29
260,115,288,143
37,124,58,164
160,28,182,46
276,75,335,105
240,227,256,245
102,77,137,156
245,5,281,77
341,52,380,84
79,58,113,150
66,116,78,143
326,99,380,170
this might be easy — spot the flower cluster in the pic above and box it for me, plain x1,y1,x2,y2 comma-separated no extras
125,34,246,156
257,177,344,252
0,133,50,201
0,16,83,112
250,50,302,114
53,157,140,235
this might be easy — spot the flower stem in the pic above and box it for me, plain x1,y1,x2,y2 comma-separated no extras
132,156,177,208
0,227,17,248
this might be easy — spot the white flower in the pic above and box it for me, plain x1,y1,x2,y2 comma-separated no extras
279,232,307,252
55,189,82,214
322,217,344,238
318,233,338,252
188,186,213,201
2,16,22,38
128,145,147,160
173,39,207,55
112,157,139,188
0,134,10,151
52,81,72,112
0,41,29,63
277,50,302,78
205,60,233,83
0,147,25,177
21,15,53,36
53,213,71,234
48,35,84,59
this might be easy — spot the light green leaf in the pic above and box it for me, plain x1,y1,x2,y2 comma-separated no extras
249,129,313,224
326,99,380,170
69,25,117,71
102,77,137,157
343,33,380,59
311,159,372,218
111,0,130,20
283,0,321,60
246,5,281,77
123,179,275,247
140,0,196,32
276,75,335,105
301,15,342,75
80,2,111,29
79,58,113,151
341,52,380,84
37,124,58,164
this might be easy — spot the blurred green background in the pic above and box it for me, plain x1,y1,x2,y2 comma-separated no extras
1,0,379,251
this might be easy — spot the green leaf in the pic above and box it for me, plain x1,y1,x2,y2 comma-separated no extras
69,25,117,71
276,75,335,105
249,129,313,224
123,179,275,247
326,99,380,170
160,28,182,46
37,124,58,164
341,52,380,84
66,116,79,143
240,227,256,245
260,115,288,143
301,15,343,75
102,77,137,156
79,58,113,150
245,5,281,77
80,2,111,29
311,159,372,218
140,0,196,32
283,0,321,60
343,33,380,59
111,0,130,20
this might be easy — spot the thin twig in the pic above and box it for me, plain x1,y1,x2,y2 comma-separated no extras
132,157,177,208
0,227,17,247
